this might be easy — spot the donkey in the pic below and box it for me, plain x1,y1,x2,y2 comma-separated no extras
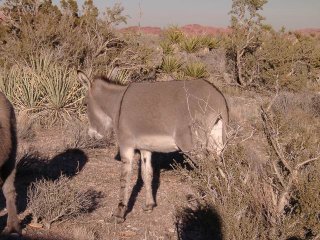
77,71,229,223
0,92,21,234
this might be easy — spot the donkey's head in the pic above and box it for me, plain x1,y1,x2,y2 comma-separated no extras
77,70,113,139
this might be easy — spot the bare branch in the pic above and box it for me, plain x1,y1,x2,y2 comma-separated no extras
261,107,293,173
296,155,320,170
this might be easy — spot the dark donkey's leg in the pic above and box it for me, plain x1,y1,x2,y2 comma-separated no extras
112,147,134,223
140,150,156,212
2,168,21,235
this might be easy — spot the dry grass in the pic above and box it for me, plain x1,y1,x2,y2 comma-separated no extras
27,175,95,229
71,226,97,240
64,120,116,150
16,110,36,141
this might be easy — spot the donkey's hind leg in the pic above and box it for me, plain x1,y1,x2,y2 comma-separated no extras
112,147,134,223
140,150,156,212
2,169,21,235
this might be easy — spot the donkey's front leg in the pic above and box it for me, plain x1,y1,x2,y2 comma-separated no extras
112,147,134,223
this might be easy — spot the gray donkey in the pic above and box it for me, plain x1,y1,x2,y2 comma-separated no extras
77,71,229,223
0,92,21,234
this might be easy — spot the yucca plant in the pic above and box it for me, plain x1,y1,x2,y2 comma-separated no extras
14,70,42,111
0,66,42,112
39,66,84,124
160,56,183,74
183,62,208,79
164,26,184,44
199,35,219,50
0,68,16,103
160,40,174,55
180,36,202,53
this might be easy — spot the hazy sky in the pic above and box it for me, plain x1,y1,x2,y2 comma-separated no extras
52,0,320,30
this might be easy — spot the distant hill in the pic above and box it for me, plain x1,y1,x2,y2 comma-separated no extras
120,24,231,36
295,28,320,36
120,24,320,37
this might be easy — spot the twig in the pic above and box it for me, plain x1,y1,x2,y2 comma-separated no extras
296,155,320,170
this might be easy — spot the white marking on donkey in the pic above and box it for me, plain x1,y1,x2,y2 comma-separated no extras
77,71,229,223
0,92,21,235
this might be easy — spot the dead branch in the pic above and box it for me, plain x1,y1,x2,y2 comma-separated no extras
261,107,292,173
296,155,320,170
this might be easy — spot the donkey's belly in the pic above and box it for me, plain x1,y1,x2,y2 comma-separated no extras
134,135,179,152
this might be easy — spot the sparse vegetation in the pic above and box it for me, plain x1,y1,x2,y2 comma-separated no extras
27,175,94,229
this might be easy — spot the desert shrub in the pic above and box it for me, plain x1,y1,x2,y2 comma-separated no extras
175,99,320,239
27,175,94,229
226,0,320,91
160,55,183,74
226,26,320,90
163,26,184,44
0,0,127,71
179,36,202,53
183,62,208,79
0,1,157,124
254,33,320,91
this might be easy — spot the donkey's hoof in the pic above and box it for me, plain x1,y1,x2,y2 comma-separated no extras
142,203,156,213
2,225,22,237
107,215,125,224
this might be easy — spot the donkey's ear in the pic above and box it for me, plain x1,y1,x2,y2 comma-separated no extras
77,70,91,89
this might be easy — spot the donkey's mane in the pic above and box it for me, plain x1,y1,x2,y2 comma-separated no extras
93,75,128,86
